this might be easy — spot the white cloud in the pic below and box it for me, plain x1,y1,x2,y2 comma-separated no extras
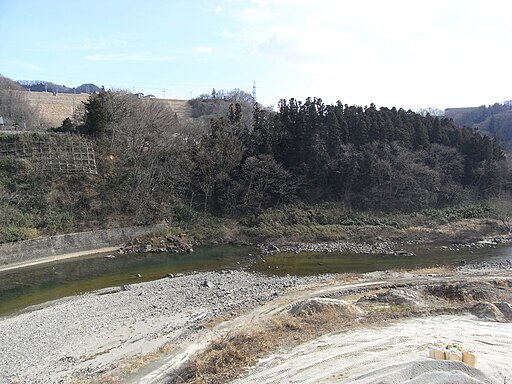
222,30,234,38
228,0,512,108
78,36,130,51
85,53,176,62
192,46,215,54
10,61,42,71
48,33,135,52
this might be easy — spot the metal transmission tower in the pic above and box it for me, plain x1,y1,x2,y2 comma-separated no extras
252,81,257,103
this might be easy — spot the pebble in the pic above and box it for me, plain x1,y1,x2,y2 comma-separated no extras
457,260,512,272
260,240,397,256
0,271,322,383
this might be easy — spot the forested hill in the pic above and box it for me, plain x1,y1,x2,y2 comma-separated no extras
1,91,509,242
233,98,506,212
17,80,101,94
40,94,512,217
445,102,512,150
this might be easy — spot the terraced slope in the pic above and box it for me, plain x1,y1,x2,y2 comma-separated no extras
25,92,192,127
26,92,90,127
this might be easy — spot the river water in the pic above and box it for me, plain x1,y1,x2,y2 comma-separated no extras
1,243,511,316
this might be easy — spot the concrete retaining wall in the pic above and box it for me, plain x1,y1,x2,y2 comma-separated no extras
0,224,165,266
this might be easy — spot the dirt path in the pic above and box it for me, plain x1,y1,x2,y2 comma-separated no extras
1,266,510,383
130,270,512,384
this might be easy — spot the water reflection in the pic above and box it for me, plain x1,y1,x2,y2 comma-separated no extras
1,243,511,316
252,243,512,276
0,245,256,316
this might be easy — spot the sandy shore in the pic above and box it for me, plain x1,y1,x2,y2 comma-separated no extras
0,265,511,384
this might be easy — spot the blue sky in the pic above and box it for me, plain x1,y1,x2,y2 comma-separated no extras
1,0,511,110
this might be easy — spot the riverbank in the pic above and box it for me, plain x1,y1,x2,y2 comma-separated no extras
0,224,165,271
1,264,510,383
0,271,324,383
1,212,509,274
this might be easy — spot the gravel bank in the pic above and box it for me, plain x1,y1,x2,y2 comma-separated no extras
260,240,398,256
0,271,323,383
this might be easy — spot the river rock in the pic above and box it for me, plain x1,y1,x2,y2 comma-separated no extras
394,250,415,257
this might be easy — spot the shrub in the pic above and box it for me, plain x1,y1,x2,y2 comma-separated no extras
0,226,39,243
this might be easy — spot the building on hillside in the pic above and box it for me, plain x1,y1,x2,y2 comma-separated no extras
0,116,4,128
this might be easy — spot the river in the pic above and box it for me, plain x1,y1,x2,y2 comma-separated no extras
1,243,511,316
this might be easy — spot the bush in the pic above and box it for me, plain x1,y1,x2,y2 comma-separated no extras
254,205,408,229
170,204,197,223
0,226,39,243
421,203,491,224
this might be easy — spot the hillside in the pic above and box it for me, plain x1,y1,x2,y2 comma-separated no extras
445,102,512,149
163,98,193,118
24,92,193,127
17,80,101,94
25,91,90,127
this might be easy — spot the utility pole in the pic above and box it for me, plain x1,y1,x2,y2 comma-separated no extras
252,81,256,103
163,88,166,99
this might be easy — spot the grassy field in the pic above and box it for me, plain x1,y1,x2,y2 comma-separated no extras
165,98,193,118
25,91,192,127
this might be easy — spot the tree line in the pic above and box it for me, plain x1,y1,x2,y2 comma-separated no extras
74,92,508,222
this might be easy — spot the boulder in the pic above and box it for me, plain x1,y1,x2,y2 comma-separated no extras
372,289,425,307
495,301,512,320
469,302,503,322
290,297,364,318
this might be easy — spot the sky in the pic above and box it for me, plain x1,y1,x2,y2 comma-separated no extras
1,0,511,110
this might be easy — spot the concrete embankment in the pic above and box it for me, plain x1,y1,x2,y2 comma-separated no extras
0,224,165,270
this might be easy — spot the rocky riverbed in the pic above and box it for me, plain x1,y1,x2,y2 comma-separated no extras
260,240,399,256
0,271,324,383
259,233,512,257
1,250,510,384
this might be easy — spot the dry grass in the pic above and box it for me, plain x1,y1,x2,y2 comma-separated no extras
24,91,192,127
64,343,176,384
175,309,353,384
25,92,90,126
406,266,454,275
67,277,512,384
173,278,502,384
164,99,193,118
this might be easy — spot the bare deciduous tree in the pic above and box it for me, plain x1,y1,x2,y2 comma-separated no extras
0,75,42,129
490,194,512,233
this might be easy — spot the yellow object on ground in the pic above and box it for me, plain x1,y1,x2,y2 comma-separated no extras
428,342,477,367
447,349,463,361
463,351,477,367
